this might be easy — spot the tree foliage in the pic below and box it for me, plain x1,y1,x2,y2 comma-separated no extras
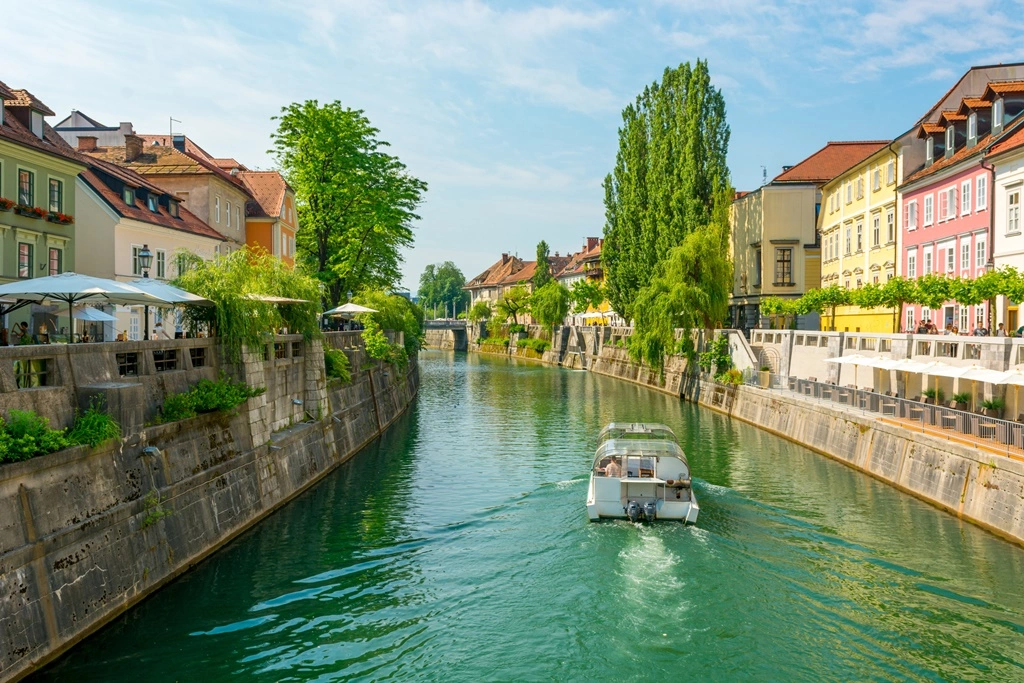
418,261,468,317
629,191,732,371
568,279,605,315
602,60,730,319
270,101,426,306
352,289,424,357
175,247,322,361
533,241,552,289
468,300,492,322
530,281,570,329
496,285,531,325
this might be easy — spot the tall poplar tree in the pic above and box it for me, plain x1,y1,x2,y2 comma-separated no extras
533,240,552,289
602,60,730,319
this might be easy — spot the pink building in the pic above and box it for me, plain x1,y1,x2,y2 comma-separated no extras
900,97,1003,333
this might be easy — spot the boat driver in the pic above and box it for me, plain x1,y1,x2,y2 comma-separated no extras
605,457,621,477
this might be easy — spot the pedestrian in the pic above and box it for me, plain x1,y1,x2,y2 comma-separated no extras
997,323,1008,337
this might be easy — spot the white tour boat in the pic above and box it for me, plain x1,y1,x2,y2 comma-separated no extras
586,422,699,524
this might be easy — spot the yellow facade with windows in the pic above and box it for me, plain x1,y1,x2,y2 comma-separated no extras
818,148,900,332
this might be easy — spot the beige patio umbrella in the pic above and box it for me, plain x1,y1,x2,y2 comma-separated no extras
961,365,1013,413
993,366,1024,419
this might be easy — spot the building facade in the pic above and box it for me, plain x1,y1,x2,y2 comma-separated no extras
238,171,298,266
818,146,900,331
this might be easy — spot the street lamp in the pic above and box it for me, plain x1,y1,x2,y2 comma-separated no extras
139,244,153,339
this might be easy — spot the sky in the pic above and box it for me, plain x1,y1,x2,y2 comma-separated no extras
7,0,1024,294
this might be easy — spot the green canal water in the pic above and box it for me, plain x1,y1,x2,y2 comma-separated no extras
34,351,1024,682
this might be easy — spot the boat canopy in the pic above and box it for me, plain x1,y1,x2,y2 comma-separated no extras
592,439,688,468
597,422,677,444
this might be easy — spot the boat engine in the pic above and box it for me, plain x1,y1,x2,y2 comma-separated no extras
625,500,642,523
643,501,657,523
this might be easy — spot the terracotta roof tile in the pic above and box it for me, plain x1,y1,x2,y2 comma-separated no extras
466,255,526,289
239,171,289,219
918,122,945,138
959,97,989,112
986,121,1024,158
502,261,537,285
903,134,990,186
0,102,85,172
939,110,967,124
982,80,1024,100
80,159,226,241
0,80,14,101
772,141,891,184
6,89,54,116
88,143,252,195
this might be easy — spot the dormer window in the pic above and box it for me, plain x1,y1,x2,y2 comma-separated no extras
30,111,43,139
945,126,955,156
168,200,179,218
123,187,135,206
926,137,934,165
993,98,1005,134
147,195,158,212
968,113,977,146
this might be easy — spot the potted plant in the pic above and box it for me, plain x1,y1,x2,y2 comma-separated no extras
15,204,46,219
922,387,942,405
951,391,971,410
0,197,13,211
759,365,771,388
980,397,1005,418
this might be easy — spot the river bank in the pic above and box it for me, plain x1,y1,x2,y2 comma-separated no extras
1,334,419,682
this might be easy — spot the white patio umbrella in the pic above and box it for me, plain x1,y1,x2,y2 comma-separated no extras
126,278,212,306
324,302,378,316
0,273,163,342
73,307,117,322
992,367,1024,419
824,354,879,388
245,294,311,305
960,364,1011,412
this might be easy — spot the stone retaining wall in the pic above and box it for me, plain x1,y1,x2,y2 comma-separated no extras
0,342,419,682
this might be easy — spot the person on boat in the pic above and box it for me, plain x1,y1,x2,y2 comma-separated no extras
605,457,621,477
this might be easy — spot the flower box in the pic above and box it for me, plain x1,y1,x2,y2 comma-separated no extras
47,212,74,225
14,205,46,219
0,198,13,211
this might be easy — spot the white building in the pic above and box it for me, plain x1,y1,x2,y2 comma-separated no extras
989,122,1024,332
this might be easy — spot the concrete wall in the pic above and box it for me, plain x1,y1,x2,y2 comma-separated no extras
0,335,419,681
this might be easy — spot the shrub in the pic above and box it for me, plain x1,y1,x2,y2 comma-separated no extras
518,338,551,353
362,319,409,369
158,376,265,423
67,404,121,447
0,411,72,462
481,336,509,348
952,391,972,405
324,348,352,383
160,392,197,422
508,323,526,334
715,368,743,385
981,397,1005,411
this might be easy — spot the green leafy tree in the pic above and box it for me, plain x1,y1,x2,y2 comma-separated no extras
531,281,570,329
533,241,553,289
602,60,730,319
418,261,469,318
352,289,424,356
270,101,427,306
568,279,605,315
629,191,732,371
878,276,918,332
496,285,531,325
468,300,492,323
914,274,954,312
801,285,851,332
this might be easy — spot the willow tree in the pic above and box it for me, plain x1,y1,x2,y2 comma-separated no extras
602,60,730,319
270,101,427,306
629,190,732,371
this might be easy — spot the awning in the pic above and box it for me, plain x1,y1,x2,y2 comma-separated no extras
324,302,378,316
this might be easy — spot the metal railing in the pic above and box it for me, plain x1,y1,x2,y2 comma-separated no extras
742,369,1024,454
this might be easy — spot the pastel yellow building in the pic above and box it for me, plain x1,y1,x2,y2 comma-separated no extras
818,143,900,332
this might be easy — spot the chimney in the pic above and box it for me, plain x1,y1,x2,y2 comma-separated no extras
124,134,144,162
586,237,599,251
77,135,97,152
554,251,559,258
502,253,509,264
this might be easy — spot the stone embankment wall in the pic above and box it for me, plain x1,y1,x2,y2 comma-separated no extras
0,331,418,681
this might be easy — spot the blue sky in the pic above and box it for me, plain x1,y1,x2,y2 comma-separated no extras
8,0,1024,293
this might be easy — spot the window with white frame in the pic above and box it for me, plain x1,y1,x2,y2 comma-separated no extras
939,189,948,221
226,201,231,228
960,306,968,331
994,98,1004,131
856,177,864,199
156,250,166,279
977,176,988,210
926,138,934,165
845,225,851,254
962,242,970,270
906,201,918,229
886,209,895,243
946,247,954,273
924,251,932,274
976,304,985,330
846,182,852,204
940,187,956,221
1008,190,1020,234
961,180,971,214
856,221,863,251
215,196,221,223
906,308,915,332
924,195,934,225
976,237,987,268
907,252,917,278
922,308,932,323
968,113,977,143
946,125,955,153
235,206,240,231
886,160,895,185
873,169,881,191
132,245,143,276
872,214,880,246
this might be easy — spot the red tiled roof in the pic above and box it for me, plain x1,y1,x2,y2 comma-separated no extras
981,80,1024,100
88,143,252,195
772,141,891,184
80,159,225,241
6,89,55,116
502,261,537,285
939,110,967,125
918,122,945,138
0,101,85,171
239,171,289,219
958,97,989,113
0,80,14,101
902,134,990,186
466,254,526,289
986,120,1024,158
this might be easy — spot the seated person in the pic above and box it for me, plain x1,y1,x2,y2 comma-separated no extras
605,457,621,477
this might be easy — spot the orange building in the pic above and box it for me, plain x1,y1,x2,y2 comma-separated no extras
238,171,297,266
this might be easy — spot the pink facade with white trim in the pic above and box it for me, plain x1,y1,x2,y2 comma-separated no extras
900,163,991,332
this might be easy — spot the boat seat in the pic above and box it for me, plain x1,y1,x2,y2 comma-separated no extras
639,468,654,478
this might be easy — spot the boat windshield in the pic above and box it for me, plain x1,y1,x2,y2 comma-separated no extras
597,422,677,445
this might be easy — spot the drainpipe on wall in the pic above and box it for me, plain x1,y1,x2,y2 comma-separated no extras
980,154,996,333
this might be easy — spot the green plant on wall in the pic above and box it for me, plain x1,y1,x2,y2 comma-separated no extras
140,489,172,529
324,348,352,383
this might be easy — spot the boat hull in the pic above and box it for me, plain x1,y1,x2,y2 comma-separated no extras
586,474,699,524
